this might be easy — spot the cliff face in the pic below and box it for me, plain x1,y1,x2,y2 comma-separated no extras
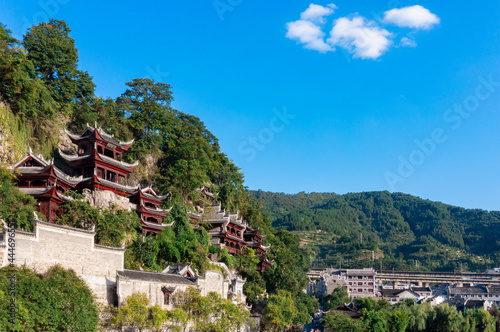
0,103,29,167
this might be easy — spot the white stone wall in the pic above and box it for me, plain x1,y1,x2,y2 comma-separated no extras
116,274,194,310
198,270,227,298
0,220,124,304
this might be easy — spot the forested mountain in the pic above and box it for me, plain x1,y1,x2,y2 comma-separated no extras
249,190,500,272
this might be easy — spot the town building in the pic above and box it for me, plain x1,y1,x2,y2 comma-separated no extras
346,268,377,299
315,269,347,297
380,289,420,304
411,286,432,298
447,286,500,309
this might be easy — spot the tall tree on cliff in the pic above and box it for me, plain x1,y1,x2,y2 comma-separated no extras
22,19,95,114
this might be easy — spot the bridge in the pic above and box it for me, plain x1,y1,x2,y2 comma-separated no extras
307,269,500,287
376,270,500,287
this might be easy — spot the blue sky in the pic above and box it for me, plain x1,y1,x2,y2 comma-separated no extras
2,0,500,210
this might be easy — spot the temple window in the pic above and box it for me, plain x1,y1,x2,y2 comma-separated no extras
164,293,170,305
106,171,116,182
97,167,105,179
78,144,89,155
145,202,156,209
116,153,122,161
104,148,114,158
119,175,126,185
31,180,45,188
18,180,29,187
97,145,104,154
147,217,158,224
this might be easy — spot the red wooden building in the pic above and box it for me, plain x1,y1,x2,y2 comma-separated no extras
129,186,172,235
189,202,274,272
11,149,83,222
11,126,272,270
59,125,138,196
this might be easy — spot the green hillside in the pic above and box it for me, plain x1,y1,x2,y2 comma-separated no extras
0,20,318,330
249,190,500,272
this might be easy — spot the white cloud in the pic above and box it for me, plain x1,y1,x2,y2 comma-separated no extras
300,3,337,24
383,5,440,30
286,20,334,53
285,3,439,59
400,37,417,48
327,16,392,59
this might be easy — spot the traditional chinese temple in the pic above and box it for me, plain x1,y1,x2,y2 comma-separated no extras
10,125,272,270
59,125,138,196
189,185,274,272
129,186,173,234
11,149,83,222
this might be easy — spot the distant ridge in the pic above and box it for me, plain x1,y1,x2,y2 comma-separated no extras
249,190,500,272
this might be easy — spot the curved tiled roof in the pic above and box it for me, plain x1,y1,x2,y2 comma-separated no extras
65,125,134,149
117,269,195,285
58,149,139,171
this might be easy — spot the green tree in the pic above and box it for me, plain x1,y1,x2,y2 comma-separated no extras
166,308,189,332
325,286,350,310
387,308,411,332
0,168,36,231
407,302,431,332
263,290,298,331
322,311,366,332
363,309,389,332
175,287,249,332
117,78,174,152
427,303,464,331
22,19,94,111
113,293,151,332
0,23,57,119
0,265,98,331
463,308,496,332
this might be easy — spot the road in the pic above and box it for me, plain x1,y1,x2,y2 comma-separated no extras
303,304,324,332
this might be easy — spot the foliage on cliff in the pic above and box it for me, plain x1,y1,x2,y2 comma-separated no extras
250,190,500,271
